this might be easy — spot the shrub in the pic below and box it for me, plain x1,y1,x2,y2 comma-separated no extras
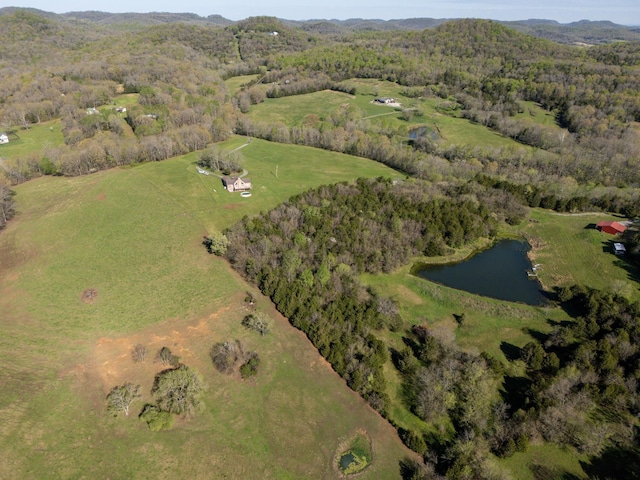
240,352,261,379
241,313,271,336
139,404,175,431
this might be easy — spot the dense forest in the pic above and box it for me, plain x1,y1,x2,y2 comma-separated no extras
1,8,640,478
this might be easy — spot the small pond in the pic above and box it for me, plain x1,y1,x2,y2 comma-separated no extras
415,239,547,306
339,452,356,471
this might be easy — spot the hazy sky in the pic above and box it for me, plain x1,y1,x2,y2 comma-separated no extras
11,0,640,25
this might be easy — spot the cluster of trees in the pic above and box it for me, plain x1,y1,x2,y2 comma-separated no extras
0,11,239,184
392,286,640,479
392,325,525,479
210,339,261,379
392,282,640,477
106,345,204,431
222,178,499,413
197,145,244,175
261,20,640,189
474,173,640,218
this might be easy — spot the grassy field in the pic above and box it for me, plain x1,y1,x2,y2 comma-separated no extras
0,120,64,158
0,142,411,479
225,74,261,95
514,101,560,128
246,78,535,152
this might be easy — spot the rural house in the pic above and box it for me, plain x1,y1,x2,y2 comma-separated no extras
0,133,9,144
596,220,627,235
375,97,396,104
222,176,252,192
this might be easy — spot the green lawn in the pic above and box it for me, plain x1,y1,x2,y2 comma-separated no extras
193,136,403,231
0,120,64,158
0,144,410,479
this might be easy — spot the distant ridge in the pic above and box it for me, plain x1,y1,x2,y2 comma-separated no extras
0,7,638,43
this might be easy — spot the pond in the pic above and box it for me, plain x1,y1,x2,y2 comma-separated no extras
415,239,547,306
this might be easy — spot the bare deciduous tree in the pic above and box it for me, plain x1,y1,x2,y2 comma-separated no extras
106,383,142,416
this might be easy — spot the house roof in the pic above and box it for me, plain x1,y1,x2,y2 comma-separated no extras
597,221,626,233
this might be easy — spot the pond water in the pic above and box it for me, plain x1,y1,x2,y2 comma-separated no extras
339,452,356,471
415,239,547,306
409,126,438,141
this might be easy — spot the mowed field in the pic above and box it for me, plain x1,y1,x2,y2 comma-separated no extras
0,139,411,479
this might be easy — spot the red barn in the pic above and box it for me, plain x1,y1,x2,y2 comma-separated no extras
597,221,626,235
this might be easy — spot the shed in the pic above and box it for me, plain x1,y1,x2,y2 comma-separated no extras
0,133,9,144
597,221,626,235
613,243,626,255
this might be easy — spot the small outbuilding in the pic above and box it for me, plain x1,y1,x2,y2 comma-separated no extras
0,133,9,144
375,97,395,104
597,221,627,235
613,243,626,256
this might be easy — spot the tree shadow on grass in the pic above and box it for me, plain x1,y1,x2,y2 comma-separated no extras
523,327,549,345
529,463,583,480
581,444,640,480
500,375,532,412
500,341,521,362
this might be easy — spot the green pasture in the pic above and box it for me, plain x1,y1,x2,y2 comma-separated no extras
110,93,139,107
0,142,410,479
515,100,560,128
248,89,355,126
225,74,261,95
245,78,534,152
0,120,64,158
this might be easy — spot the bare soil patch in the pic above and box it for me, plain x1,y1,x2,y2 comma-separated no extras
74,307,231,411
223,203,244,210
81,288,98,303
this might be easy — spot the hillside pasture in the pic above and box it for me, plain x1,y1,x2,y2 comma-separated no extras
248,89,356,126
0,142,410,479
246,78,537,153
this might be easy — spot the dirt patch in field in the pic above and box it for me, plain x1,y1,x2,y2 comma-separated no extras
81,289,98,303
95,192,106,201
73,306,232,411
223,203,244,210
